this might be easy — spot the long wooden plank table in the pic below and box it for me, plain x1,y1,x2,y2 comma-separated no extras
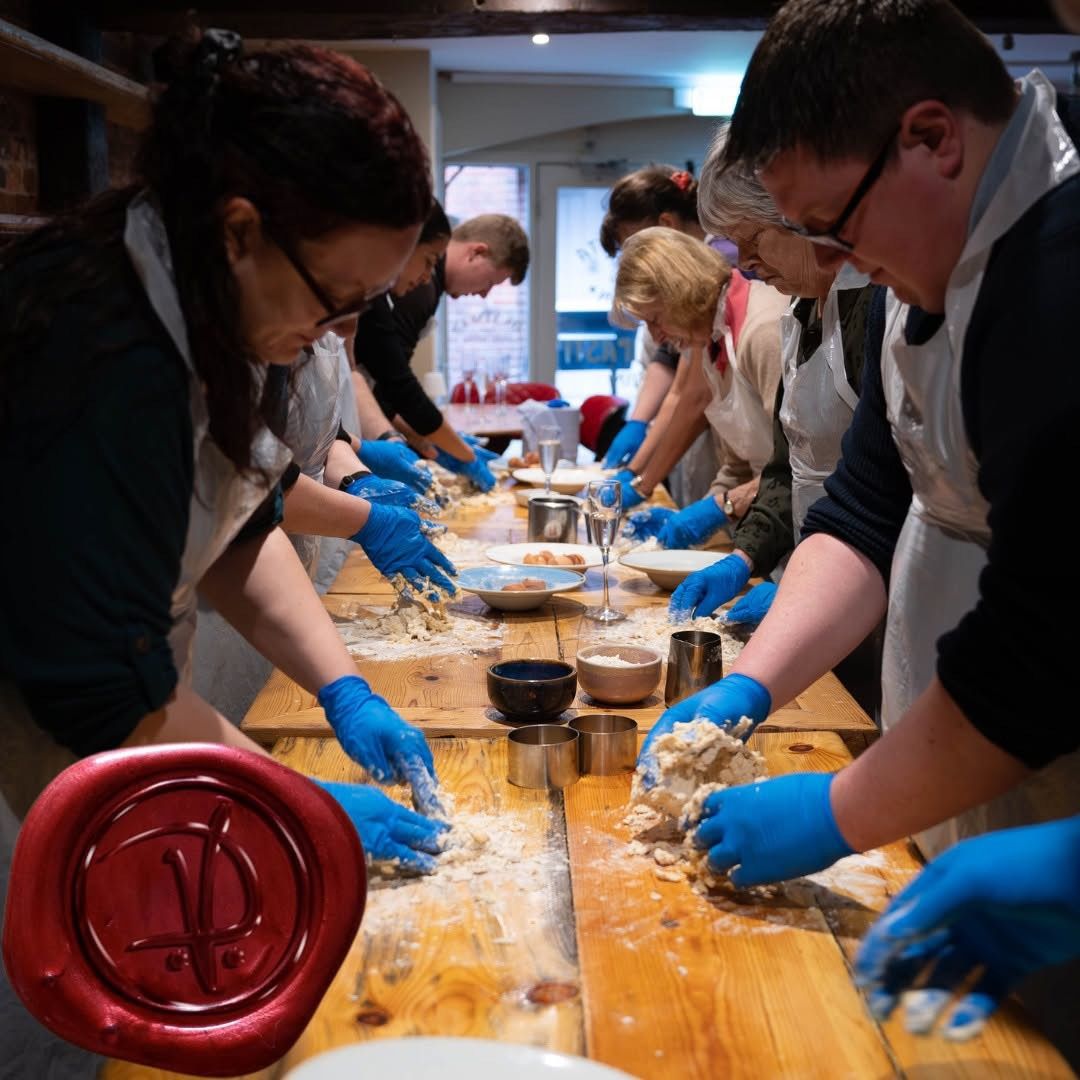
102,481,1072,1079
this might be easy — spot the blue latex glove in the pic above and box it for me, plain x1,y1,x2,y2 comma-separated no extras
456,432,499,461
617,477,646,511
314,780,448,873
854,815,1080,1041
434,448,497,492
351,503,457,598
319,674,437,787
693,772,854,886
603,419,648,468
670,555,751,620
359,439,434,496
657,495,727,549
612,468,635,484
637,672,772,788
623,506,676,541
344,474,440,517
725,581,778,627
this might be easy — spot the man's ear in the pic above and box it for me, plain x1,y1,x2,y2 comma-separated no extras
469,241,491,261
221,196,262,266
900,100,963,180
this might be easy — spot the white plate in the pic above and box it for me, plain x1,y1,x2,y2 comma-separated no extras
512,467,594,495
486,541,604,570
457,565,585,610
619,548,730,590
513,487,585,509
285,1038,636,1080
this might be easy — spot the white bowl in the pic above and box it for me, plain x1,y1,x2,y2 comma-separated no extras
513,487,584,509
618,549,730,591
512,467,593,495
457,565,584,611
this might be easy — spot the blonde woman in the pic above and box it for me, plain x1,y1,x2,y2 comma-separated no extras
614,227,787,548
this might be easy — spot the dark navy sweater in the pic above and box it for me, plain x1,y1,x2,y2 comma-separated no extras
1,237,282,756
802,173,1080,769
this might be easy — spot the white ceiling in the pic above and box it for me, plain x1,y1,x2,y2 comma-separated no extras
345,29,1080,87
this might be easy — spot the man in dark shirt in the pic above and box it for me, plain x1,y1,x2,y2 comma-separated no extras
640,0,1080,968
353,213,529,486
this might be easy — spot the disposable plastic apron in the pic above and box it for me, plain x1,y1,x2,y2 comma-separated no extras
287,335,346,575
125,194,292,681
880,71,1080,859
778,287,860,539
701,300,774,474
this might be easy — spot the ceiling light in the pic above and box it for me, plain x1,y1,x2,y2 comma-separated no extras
690,75,744,116
531,33,550,45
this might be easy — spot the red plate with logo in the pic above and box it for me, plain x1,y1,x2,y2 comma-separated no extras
3,744,365,1076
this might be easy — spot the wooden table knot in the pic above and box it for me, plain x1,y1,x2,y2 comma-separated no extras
525,981,580,1006
355,1004,391,1026
786,743,815,754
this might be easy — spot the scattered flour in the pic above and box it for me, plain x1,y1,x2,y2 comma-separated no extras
335,597,504,659
434,530,491,566
596,607,747,669
358,794,570,949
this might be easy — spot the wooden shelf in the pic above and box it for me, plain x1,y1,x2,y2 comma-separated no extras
0,17,150,129
0,213,48,237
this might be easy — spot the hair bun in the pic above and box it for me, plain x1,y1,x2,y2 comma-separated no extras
152,26,243,85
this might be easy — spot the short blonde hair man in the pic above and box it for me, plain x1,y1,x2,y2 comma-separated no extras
449,213,530,289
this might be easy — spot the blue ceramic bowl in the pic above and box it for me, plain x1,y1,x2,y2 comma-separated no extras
458,565,584,611
487,659,578,722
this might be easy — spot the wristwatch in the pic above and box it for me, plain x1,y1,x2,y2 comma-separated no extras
376,430,404,442
630,474,651,498
339,472,367,491
723,494,735,516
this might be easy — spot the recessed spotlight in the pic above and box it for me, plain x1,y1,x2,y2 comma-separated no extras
532,33,550,45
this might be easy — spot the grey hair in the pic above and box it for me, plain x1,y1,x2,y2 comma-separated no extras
697,122,782,235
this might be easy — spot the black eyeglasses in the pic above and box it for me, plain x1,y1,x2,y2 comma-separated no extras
264,220,382,328
779,127,899,252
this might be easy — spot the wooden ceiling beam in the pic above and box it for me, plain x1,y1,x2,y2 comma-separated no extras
89,2,1064,39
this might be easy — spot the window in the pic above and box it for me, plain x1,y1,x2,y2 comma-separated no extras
443,165,530,394
554,185,637,403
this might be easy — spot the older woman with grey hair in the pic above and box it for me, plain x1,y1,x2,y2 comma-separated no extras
661,124,880,716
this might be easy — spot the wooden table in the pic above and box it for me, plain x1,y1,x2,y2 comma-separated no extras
103,483,1073,1080
443,402,523,439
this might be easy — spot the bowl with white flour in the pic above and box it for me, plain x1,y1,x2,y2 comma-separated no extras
575,643,663,704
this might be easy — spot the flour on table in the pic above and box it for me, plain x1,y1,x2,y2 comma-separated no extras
596,607,747,669
335,597,503,659
611,534,661,557
359,793,569,949
433,530,490,566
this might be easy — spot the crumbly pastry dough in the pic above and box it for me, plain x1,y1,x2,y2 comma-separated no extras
625,718,767,889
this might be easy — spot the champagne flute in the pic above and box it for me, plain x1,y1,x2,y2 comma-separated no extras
538,436,561,495
461,363,477,415
584,479,626,623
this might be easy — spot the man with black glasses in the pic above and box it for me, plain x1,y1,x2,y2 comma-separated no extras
636,0,1080,1054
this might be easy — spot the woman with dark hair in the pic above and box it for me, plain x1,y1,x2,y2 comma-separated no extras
1,33,450,1069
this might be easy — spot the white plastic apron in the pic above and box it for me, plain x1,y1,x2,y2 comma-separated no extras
124,194,292,680
880,72,1080,859
701,293,774,473
778,286,860,539
287,335,347,575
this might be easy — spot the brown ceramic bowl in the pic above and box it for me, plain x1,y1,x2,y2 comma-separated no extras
575,644,663,705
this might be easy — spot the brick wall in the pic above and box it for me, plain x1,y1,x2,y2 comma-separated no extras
0,89,38,213
443,164,531,387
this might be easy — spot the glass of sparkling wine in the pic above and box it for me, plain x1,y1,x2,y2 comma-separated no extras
538,436,561,494
584,479,625,623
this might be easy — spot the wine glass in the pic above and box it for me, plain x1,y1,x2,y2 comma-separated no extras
584,479,626,623
538,420,561,494
461,363,477,414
